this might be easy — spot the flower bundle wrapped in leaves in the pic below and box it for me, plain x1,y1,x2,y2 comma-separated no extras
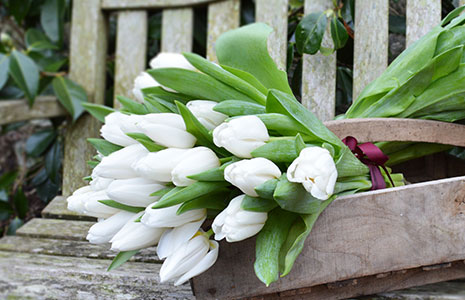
68,23,404,286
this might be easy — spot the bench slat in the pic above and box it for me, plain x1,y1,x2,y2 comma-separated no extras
406,0,441,46
353,0,389,100
16,218,94,241
0,96,66,125
206,0,240,62
102,0,216,10
162,8,194,52
302,0,336,121
0,251,193,300
114,10,148,106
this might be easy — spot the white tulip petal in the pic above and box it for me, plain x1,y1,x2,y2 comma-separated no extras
226,224,264,242
93,144,149,179
66,186,91,213
186,100,227,130
142,203,206,228
132,72,159,102
106,177,164,207
171,147,220,187
133,148,190,182
149,53,196,71
138,123,196,149
86,211,135,244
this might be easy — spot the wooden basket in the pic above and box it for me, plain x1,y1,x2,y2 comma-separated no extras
191,118,465,300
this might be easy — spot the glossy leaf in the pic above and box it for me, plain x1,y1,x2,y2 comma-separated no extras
25,128,57,157
255,178,278,200
273,175,321,214
82,103,116,123
107,250,139,271
126,133,166,152
187,158,238,181
40,0,65,44
141,86,194,103
9,50,39,106
0,54,10,90
213,100,265,116
87,138,123,156
241,195,277,212
330,17,349,50
45,140,62,184
220,65,268,95
52,76,87,121
25,28,59,51
14,188,28,219
296,12,327,55
99,200,145,213
116,96,149,114
177,191,229,214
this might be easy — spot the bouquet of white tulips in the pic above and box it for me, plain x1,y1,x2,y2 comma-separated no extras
68,23,404,287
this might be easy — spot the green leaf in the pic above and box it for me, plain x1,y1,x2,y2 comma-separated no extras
116,96,149,114
82,103,116,123
87,138,123,156
0,198,13,214
255,178,278,200
296,12,327,55
144,96,176,113
0,54,10,89
241,195,277,212
126,133,166,152
254,208,297,286
177,191,229,215
25,28,59,51
330,17,349,50
14,188,28,219
220,65,268,95
6,217,24,235
141,86,194,103
0,171,17,190
107,250,139,271
45,140,62,184
9,50,39,105
441,5,465,26
187,158,238,181
52,76,88,121
40,0,65,44
215,23,292,94
256,113,311,138
273,175,321,214
251,135,305,163
99,200,145,213
25,128,57,157
150,186,176,197
9,0,31,24
87,160,100,168
152,181,230,209
149,68,254,102
213,100,265,116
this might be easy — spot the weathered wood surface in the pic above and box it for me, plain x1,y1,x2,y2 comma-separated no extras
42,196,96,221
406,0,441,46
379,278,465,299
0,251,193,300
353,0,389,100
302,0,336,122
206,0,240,62
193,176,465,299
324,118,465,147
64,0,107,197
162,8,194,52
114,10,148,105
255,0,288,70
0,96,66,125
102,0,219,10
16,218,94,241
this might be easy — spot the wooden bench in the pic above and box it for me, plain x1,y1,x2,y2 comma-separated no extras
1,0,465,299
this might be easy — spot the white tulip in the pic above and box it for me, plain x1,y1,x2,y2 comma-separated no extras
86,211,135,244
137,113,196,149
171,147,220,186
67,185,91,213
149,52,196,71
106,177,165,207
100,112,144,146
212,195,267,242
186,100,227,130
83,190,120,218
213,115,269,158
110,212,165,251
133,148,190,182
287,147,338,200
157,218,205,259
93,144,149,179
132,72,159,102
142,202,206,228
224,158,281,197
89,173,113,191
159,231,219,286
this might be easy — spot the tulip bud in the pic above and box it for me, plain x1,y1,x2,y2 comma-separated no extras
142,202,206,228
186,100,227,130
67,186,92,213
287,147,338,200
89,173,113,191
212,195,267,242
93,144,149,179
100,112,144,146
133,148,190,182
110,212,165,251
157,218,205,259
213,115,269,158
83,190,120,218
106,177,165,207
171,147,220,186
149,52,195,70
137,113,196,148
86,211,135,244
132,72,159,102
224,158,281,197
159,231,219,286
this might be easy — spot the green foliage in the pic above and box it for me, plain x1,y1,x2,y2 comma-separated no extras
99,200,145,213
108,250,139,271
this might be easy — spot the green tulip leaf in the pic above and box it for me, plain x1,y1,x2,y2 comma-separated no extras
52,76,88,121
107,250,139,271
9,50,39,106
241,195,277,212
87,138,123,156
125,133,166,152
116,95,149,115
273,174,321,214
82,103,116,123
213,100,266,117
177,191,229,215
99,200,145,213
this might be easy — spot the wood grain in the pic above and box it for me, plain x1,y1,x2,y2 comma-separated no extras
406,0,441,46
0,96,67,125
101,0,219,10
206,0,240,62
161,8,194,52
302,0,336,122
193,176,465,299
323,118,465,147
16,218,94,241
353,0,389,100
42,196,96,221
114,10,148,106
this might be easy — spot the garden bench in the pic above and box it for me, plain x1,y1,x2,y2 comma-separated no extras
1,0,465,299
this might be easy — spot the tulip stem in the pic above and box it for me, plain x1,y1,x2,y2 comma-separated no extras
206,228,214,238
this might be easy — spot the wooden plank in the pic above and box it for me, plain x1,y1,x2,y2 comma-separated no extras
114,10,148,106
161,8,194,52
0,251,194,299
378,277,465,299
102,0,218,10
353,0,389,100
192,176,465,299
323,118,465,147
206,0,240,62
16,218,94,241
0,236,161,262
255,0,288,70
64,0,107,196
406,0,441,46
302,0,336,122
0,96,66,125
42,196,96,221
